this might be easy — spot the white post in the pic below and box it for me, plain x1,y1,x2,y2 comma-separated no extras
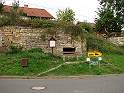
86,58,91,69
98,57,102,69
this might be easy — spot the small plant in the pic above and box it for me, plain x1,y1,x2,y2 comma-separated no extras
0,15,10,26
95,69,102,75
27,48,43,53
7,45,22,54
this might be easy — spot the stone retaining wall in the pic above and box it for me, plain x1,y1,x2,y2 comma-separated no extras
0,26,86,56
109,37,124,46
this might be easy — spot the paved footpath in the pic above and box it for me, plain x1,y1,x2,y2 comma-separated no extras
0,75,124,93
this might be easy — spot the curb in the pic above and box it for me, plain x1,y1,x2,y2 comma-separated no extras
0,74,123,79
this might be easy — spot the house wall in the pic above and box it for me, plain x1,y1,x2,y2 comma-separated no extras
0,26,86,56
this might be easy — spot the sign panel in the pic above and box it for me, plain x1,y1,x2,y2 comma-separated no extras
88,51,102,57
50,40,55,48
90,61,99,65
86,58,90,61
98,57,102,61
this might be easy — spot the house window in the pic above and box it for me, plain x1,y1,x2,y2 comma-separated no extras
63,47,76,54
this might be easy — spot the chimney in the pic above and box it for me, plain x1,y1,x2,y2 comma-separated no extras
24,5,28,8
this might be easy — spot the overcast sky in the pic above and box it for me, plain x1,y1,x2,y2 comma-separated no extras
5,0,100,23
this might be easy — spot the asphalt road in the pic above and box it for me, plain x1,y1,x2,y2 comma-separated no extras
0,75,124,93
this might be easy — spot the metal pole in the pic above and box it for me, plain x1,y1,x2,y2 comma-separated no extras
89,61,91,69
98,60,100,69
52,47,53,54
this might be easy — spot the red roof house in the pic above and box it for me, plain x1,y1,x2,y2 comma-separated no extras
3,5,54,19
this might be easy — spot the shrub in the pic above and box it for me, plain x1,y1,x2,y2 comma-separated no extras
15,18,31,27
7,45,22,54
0,14,58,28
27,48,43,53
0,15,11,26
31,19,58,28
86,33,124,54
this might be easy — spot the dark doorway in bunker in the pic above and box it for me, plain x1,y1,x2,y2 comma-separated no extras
63,47,76,54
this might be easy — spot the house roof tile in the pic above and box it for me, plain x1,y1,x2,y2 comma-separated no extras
3,5,54,19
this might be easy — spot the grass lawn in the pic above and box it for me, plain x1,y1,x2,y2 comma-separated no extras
45,53,124,76
0,48,63,76
0,48,124,76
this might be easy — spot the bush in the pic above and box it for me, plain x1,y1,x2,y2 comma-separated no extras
0,14,58,28
0,15,11,26
7,45,22,54
86,33,124,54
15,18,31,27
30,19,58,28
27,48,43,53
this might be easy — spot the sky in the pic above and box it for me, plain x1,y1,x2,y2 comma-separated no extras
4,0,100,23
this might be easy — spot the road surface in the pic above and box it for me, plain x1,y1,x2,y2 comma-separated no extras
0,75,124,93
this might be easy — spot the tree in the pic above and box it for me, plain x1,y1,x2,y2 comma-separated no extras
0,0,5,14
96,8,122,36
10,0,19,25
95,0,124,37
98,0,124,21
77,22,94,32
56,8,75,24
12,0,19,10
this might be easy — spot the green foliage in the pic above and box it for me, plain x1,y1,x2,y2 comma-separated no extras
85,33,124,54
96,0,124,36
0,48,63,76
0,15,11,26
56,8,75,24
0,15,58,28
48,53,124,76
15,18,58,28
96,8,122,36
9,0,20,25
99,0,124,21
27,48,43,53
12,0,19,10
0,48,124,76
0,1,4,14
77,22,94,32
30,19,58,28
7,45,22,54
47,63,90,76
0,0,57,28
64,25,83,37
